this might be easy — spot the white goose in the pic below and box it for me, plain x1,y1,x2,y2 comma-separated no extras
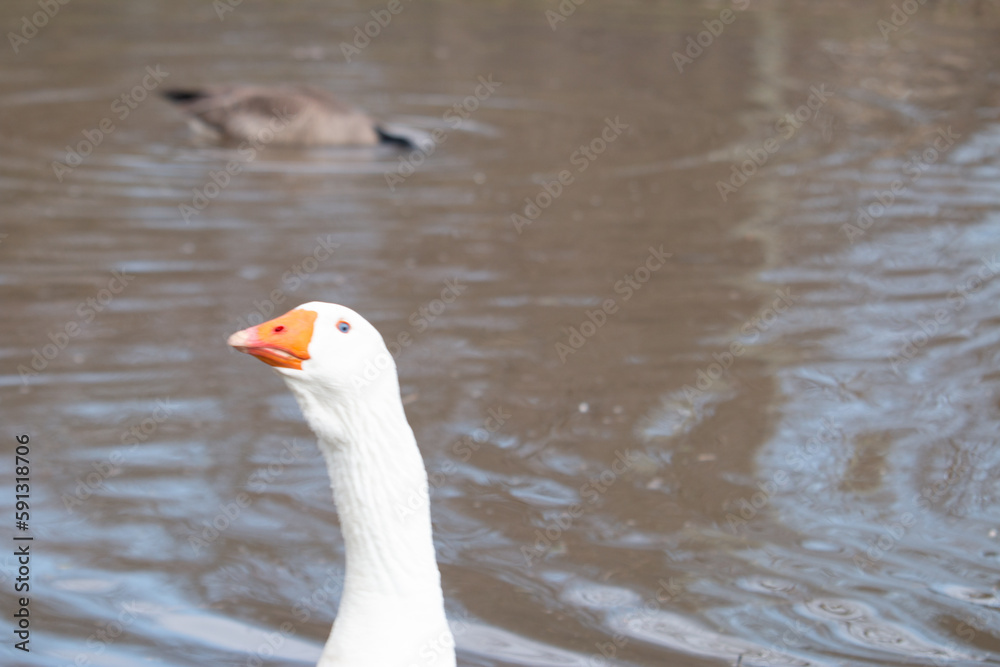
228,302,455,667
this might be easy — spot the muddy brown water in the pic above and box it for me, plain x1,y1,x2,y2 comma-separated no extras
2,1,1000,665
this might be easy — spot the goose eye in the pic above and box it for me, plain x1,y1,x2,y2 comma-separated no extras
337,321,351,333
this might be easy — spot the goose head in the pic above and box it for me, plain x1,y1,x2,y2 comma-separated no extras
228,301,394,385
228,301,402,445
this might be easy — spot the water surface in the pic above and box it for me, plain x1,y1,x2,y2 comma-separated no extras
2,1,1000,665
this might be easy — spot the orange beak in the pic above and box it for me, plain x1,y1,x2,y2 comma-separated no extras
228,309,318,370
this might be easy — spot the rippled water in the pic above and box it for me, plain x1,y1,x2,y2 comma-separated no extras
3,1,1000,666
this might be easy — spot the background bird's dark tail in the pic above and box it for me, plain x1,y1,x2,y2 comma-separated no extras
376,126,417,149
161,89,207,104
